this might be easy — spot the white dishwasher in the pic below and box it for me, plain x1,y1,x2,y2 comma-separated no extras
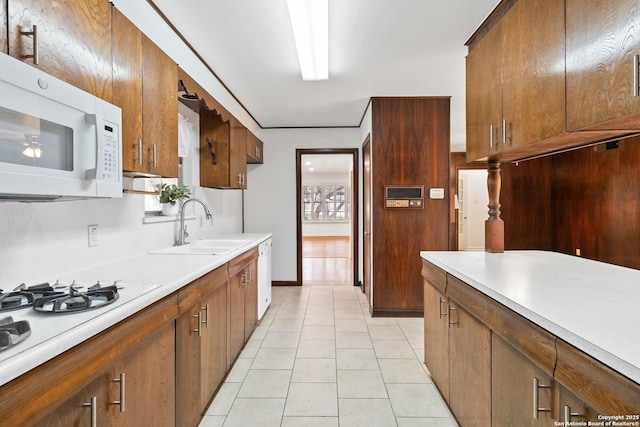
257,238,272,320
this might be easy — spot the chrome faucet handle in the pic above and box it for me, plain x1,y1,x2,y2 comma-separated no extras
183,225,189,242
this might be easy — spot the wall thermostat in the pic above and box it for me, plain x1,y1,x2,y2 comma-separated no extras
429,188,445,199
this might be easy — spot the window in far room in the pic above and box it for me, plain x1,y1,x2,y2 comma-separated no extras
303,184,349,222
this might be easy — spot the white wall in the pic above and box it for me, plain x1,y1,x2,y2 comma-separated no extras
244,128,362,283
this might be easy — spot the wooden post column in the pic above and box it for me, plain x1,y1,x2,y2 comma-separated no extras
485,160,504,253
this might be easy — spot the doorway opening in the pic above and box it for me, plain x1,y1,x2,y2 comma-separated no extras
457,168,488,251
296,149,359,286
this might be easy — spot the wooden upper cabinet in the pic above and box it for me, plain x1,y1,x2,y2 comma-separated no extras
199,114,247,189
200,110,231,188
501,0,565,149
230,126,248,189
466,0,565,162
7,0,113,101
566,0,640,131
112,7,177,177
111,7,143,173
246,131,264,164
142,34,178,177
466,18,503,162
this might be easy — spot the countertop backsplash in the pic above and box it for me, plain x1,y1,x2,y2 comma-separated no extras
0,186,242,287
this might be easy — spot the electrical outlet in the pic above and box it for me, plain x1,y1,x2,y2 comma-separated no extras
88,225,99,247
576,248,581,256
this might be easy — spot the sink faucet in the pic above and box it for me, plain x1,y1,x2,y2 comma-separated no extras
178,198,212,246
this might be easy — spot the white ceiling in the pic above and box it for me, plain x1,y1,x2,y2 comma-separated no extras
152,0,500,152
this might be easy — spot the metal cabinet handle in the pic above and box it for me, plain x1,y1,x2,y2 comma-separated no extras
240,272,247,287
201,304,209,328
502,118,510,145
246,269,251,286
634,54,640,97
533,377,550,419
22,25,39,64
135,139,143,165
438,297,447,319
151,144,157,168
192,310,202,337
111,372,126,412
564,405,582,423
447,305,457,328
83,395,97,427
489,124,495,148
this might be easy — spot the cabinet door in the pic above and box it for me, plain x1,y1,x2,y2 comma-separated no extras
228,269,246,366
492,335,556,426
244,261,258,341
566,0,640,131
448,303,491,427
466,19,503,162
558,385,601,425
111,7,144,173
38,372,110,427
8,0,113,101
423,281,449,401
109,321,175,427
230,126,248,189
246,132,264,164
142,34,178,177
176,302,203,427
200,110,231,188
502,0,565,148
200,283,228,413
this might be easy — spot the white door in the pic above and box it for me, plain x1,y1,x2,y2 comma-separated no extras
458,169,488,251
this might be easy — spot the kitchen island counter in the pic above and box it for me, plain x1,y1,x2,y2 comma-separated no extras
0,232,271,387
420,250,640,385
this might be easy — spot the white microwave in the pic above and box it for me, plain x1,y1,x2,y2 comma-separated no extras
0,53,122,201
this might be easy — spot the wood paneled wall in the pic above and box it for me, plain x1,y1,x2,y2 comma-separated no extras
501,136,640,270
371,97,450,315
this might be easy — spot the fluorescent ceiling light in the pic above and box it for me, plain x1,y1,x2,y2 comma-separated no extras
286,0,328,81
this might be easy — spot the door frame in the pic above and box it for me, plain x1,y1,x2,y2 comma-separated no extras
361,135,371,300
296,148,359,286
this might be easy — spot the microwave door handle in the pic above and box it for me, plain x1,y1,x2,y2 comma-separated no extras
84,113,104,180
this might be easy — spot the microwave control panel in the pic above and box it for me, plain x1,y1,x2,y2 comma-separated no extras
101,123,119,181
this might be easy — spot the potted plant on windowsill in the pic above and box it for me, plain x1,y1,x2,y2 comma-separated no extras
157,183,191,216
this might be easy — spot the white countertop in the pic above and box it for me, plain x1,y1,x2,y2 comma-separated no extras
420,250,640,385
0,232,271,387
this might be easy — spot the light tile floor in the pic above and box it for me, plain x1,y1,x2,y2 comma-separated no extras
199,285,458,427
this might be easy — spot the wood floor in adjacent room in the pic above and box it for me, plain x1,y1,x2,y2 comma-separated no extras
302,236,353,286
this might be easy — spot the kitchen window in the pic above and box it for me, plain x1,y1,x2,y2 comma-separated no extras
303,185,349,222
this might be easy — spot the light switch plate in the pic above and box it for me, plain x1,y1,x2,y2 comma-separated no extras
88,225,99,247
429,188,445,199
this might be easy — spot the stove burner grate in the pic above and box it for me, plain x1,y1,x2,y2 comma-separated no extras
33,283,120,314
0,283,63,312
0,316,31,352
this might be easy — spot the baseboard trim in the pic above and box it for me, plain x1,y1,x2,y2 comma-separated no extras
371,308,423,318
272,280,300,286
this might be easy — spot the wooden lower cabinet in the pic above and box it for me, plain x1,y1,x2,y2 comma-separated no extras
423,267,449,400
492,335,555,426
448,302,491,427
422,259,640,426
176,266,229,427
0,295,178,427
228,248,259,365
